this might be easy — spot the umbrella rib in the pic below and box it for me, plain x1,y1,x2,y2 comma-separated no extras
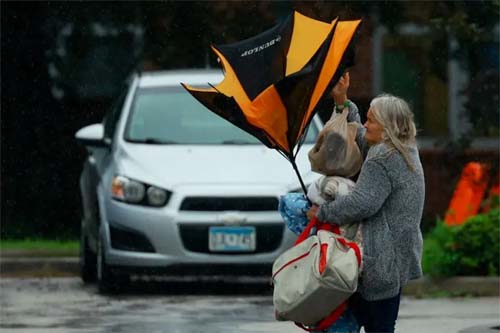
208,82,220,93
293,127,309,159
275,148,309,201
275,145,311,201
275,148,289,162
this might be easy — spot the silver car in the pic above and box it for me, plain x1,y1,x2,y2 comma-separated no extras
76,69,321,293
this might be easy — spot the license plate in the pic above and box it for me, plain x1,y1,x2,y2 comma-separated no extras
208,226,256,252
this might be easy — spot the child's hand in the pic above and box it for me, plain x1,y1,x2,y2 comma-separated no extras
323,181,338,198
306,204,320,220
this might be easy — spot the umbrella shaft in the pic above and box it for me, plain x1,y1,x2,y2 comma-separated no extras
290,159,312,205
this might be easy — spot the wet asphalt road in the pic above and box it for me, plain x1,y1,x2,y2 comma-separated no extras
0,277,292,333
1,277,499,333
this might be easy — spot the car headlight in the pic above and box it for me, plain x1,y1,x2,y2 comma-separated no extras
147,186,168,206
112,175,171,207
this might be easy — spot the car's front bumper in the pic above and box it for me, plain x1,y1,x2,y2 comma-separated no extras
100,184,297,272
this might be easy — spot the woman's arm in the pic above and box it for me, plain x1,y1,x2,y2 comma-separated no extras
332,72,361,124
345,101,369,158
330,72,368,158
316,157,392,225
354,121,368,159
346,100,361,124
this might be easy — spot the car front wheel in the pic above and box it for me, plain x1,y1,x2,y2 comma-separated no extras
96,234,129,294
80,233,96,283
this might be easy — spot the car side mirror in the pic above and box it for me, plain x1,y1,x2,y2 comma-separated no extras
75,124,110,148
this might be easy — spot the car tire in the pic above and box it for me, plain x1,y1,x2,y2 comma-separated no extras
80,233,97,283
97,234,129,294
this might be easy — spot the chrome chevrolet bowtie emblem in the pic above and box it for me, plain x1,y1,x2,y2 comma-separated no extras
217,212,248,225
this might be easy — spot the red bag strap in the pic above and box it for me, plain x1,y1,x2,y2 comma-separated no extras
294,301,348,331
295,216,342,245
317,219,362,266
304,217,362,267
337,237,362,266
294,217,318,245
316,219,341,234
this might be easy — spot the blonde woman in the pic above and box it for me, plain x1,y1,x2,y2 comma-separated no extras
307,73,425,333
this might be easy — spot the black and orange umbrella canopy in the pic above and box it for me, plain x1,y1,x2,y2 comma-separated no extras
182,11,361,193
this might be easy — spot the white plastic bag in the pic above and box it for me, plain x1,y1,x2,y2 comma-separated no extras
308,109,362,177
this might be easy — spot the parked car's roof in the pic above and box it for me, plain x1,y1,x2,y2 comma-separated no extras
138,69,224,88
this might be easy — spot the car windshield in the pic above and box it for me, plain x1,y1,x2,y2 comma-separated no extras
124,86,318,145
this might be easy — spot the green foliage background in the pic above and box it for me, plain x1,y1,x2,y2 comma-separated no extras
423,206,500,277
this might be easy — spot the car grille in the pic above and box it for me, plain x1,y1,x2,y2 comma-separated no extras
178,224,284,254
179,197,279,211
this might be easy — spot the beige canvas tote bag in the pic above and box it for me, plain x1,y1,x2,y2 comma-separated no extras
272,218,361,327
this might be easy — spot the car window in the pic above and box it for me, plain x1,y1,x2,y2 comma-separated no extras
124,86,318,145
103,90,128,141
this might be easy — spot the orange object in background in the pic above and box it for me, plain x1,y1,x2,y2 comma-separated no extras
444,162,490,226
481,171,500,213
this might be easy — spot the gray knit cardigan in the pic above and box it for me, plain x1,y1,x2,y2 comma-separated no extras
317,101,425,301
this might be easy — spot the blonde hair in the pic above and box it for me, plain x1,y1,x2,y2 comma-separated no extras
370,94,417,171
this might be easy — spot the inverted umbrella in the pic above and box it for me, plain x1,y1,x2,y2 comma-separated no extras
182,11,361,194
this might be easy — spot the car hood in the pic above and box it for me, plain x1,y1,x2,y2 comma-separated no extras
116,143,316,190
